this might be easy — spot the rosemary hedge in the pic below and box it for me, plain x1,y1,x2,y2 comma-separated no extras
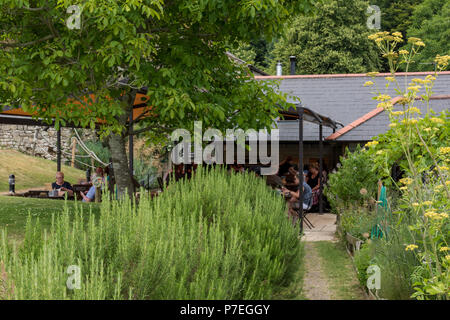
0,167,301,299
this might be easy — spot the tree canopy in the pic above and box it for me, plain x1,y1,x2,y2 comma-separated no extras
406,0,450,71
0,0,316,195
267,0,381,75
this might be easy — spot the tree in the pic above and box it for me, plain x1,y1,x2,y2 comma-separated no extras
374,0,424,37
406,0,450,71
0,0,316,197
267,0,381,75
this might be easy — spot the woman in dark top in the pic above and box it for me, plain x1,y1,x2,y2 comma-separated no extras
307,165,320,192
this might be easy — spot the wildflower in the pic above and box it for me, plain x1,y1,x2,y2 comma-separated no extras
446,181,450,186
423,128,432,132
389,123,397,128
376,94,392,102
377,102,393,109
366,72,379,77
400,186,408,191
439,147,450,154
406,107,421,114
408,37,422,44
399,178,413,185
391,111,404,116
438,166,449,171
415,41,426,47
425,75,436,81
385,76,395,82
446,255,450,261
424,210,441,219
405,244,418,251
412,202,419,207
368,34,379,40
412,78,425,84
435,55,450,68
407,85,421,93
441,213,449,219
392,32,403,38
364,81,374,87
365,141,379,147
399,50,409,55
440,247,450,252
423,201,432,206
430,117,444,124
375,38,384,44
434,185,443,192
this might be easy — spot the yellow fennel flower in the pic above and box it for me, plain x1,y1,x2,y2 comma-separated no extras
405,244,418,251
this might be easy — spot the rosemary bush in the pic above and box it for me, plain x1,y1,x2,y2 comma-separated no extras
0,167,301,299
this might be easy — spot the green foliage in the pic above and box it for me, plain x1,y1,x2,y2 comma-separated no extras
75,140,110,171
407,0,450,71
374,0,424,36
366,112,450,186
267,0,381,74
353,242,373,288
325,145,379,211
0,168,302,299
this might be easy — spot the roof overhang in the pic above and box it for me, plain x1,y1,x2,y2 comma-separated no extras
279,103,343,129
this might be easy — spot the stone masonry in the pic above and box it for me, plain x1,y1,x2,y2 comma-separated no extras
0,124,97,163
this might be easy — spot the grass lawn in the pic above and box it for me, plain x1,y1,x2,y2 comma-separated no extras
0,149,86,192
0,196,100,238
315,241,367,300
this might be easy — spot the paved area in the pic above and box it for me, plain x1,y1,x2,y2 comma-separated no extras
302,213,337,242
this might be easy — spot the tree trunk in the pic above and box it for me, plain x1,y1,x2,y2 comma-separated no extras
106,92,136,199
107,131,134,199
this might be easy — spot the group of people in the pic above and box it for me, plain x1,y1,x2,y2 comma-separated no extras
265,156,329,225
51,167,106,202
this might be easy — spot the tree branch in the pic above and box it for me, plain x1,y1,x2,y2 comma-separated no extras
0,34,54,48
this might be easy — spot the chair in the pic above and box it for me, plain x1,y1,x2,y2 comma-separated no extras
295,193,315,229
157,177,165,191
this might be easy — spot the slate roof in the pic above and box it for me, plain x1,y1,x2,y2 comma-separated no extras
255,72,450,142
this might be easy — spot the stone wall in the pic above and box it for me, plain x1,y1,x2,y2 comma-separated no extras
0,124,97,164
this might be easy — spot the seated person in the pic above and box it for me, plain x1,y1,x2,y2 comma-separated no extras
80,184,96,202
282,174,312,225
52,171,74,197
80,167,105,202
278,156,294,177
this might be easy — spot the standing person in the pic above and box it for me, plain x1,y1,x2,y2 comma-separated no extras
52,171,74,197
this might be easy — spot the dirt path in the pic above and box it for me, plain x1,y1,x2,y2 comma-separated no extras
302,242,334,300
301,214,368,300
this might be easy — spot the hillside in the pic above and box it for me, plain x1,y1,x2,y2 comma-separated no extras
0,149,86,192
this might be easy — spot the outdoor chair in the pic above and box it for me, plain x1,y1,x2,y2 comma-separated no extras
296,193,315,229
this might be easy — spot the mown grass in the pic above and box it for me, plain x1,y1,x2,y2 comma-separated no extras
0,149,85,192
0,196,100,237
314,241,367,300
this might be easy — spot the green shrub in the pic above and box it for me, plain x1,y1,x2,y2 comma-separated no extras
0,167,301,299
353,242,374,288
325,145,378,212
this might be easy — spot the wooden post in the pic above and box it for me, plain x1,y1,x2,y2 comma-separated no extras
56,128,61,172
71,138,77,167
